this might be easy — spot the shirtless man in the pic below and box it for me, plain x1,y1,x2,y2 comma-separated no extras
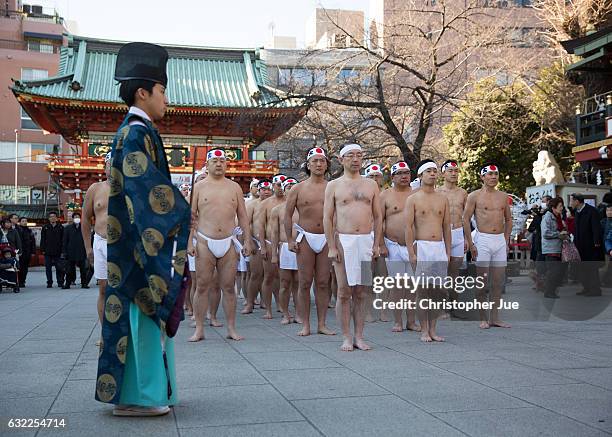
81,152,111,341
242,179,273,314
188,149,254,342
437,159,468,318
364,163,390,323
405,159,451,343
257,174,287,319
179,183,195,316
380,161,420,332
463,163,513,329
325,144,382,351
245,179,259,203
285,147,335,336
271,178,299,324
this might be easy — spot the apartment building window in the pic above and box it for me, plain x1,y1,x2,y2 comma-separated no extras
278,68,325,87
31,144,55,162
20,107,40,129
21,68,48,81
337,69,359,82
27,40,55,53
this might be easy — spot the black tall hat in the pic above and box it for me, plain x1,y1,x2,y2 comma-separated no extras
114,42,169,86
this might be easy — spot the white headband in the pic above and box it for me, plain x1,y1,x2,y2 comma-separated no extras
410,178,421,189
339,143,362,157
441,161,459,172
417,161,438,175
250,178,260,187
365,164,383,177
282,178,298,190
207,149,226,160
258,181,272,189
272,174,287,184
307,147,326,160
480,164,499,176
391,161,409,175
179,183,190,190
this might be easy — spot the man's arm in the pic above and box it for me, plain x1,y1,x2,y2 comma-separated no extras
81,184,96,262
503,195,513,246
40,226,46,254
255,201,268,260
270,207,280,264
187,185,199,257
591,209,602,247
284,185,298,251
404,196,416,265
235,185,254,255
463,192,477,252
443,198,452,259
323,182,338,262
371,182,382,257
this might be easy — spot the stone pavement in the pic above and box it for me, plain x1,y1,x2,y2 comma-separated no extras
1,269,611,437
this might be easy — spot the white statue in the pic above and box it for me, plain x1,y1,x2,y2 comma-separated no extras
532,150,565,185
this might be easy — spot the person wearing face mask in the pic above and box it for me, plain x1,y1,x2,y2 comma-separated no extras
61,212,89,289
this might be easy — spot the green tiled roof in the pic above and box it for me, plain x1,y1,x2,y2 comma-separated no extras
12,36,300,109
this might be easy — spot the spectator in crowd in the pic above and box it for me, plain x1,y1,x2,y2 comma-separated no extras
570,193,604,296
62,212,89,289
527,195,551,291
541,197,569,298
9,213,19,229
597,191,612,219
602,205,612,287
1,217,22,253
16,217,36,287
41,211,64,288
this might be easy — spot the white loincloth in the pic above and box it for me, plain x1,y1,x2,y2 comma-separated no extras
187,237,197,272
196,228,242,259
414,240,448,280
279,242,298,270
384,237,413,277
472,231,507,267
450,227,465,258
294,224,327,254
93,233,107,280
338,233,374,286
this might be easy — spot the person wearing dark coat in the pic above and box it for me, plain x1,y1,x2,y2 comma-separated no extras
40,211,65,288
16,217,36,287
0,217,22,253
62,212,89,289
570,193,604,296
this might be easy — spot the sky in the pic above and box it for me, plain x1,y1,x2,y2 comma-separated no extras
40,0,370,48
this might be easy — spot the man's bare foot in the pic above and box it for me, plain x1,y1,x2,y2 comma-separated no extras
295,317,303,324
209,319,223,327
328,299,336,308
407,323,421,332
431,334,445,342
254,299,260,306
490,320,511,328
479,321,490,329
341,337,354,352
240,305,253,314
392,323,403,333
379,315,391,322
420,333,433,342
297,327,310,336
262,311,273,319
259,302,266,310
353,338,371,351
188,330,204,342
365,313,376,323
317,326,336,335
281,315,292,325
226,330,244,341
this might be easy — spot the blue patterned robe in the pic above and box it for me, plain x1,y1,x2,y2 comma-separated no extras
95,111,190,405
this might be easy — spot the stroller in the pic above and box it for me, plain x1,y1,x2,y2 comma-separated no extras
0,244,20,293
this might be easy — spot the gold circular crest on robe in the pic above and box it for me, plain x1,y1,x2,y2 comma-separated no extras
135,288,156,316
109,167,123,197
148,184,175,215
123,151,148,177
148,275,168,303
115,125,130,150
104,294,122,323
133,247,144,269
115,336,128,364
106,215,122,245
98,338,104,358
141,228,164,257
172,250,187,276
107,262,122,289
143,134,157,161
96,373,117,402
125,195,135,224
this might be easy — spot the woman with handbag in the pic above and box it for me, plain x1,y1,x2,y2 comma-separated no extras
541,198,570,298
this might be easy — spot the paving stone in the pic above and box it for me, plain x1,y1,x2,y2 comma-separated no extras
178,421,320,437
242,350,341,371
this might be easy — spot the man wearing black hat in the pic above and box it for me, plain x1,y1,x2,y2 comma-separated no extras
95,42,191,417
